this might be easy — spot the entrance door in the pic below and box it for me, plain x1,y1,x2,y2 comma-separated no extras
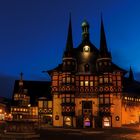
64,116,72,127
82,101,92,128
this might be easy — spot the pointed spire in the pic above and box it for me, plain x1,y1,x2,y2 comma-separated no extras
99,15,109,57
129,66,134,81
65,13,73,52
19,72,23,86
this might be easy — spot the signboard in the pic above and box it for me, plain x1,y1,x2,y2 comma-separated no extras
55,115,59,120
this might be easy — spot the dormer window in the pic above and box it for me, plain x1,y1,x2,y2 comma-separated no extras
83,45,90,52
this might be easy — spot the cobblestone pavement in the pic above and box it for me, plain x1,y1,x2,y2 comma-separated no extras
38,126,140,140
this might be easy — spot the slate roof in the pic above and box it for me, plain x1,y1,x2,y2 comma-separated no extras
123,77,140,97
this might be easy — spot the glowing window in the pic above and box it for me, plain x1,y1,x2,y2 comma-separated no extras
80,81,84,86
99,98,103,104
71,98,74,103
90,81,93,86
48,101,52,108
85,81,89,86
66,77,70,83
72,78,74,83
105,98,110,104
104,77,108,83
99,77,103,83
124,97,127,100
66,98,70,103
117,76,121,80
38,101,43,108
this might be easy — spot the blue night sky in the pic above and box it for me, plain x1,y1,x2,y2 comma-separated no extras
0,0,140,98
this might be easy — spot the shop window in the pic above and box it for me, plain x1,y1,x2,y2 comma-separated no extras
103,117,110,127
64,117,72,126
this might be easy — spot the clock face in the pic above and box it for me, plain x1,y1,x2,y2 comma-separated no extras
83,45,90,52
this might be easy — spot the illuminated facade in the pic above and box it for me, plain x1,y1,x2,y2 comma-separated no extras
47,17,140,128
11,73,52,124
11,17,140,128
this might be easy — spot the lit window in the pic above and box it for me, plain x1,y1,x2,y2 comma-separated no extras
38,101,43,108
62,78,65,83
67,77,70,83
109,78,112,83
48,101,52,108
80,81,84,86
117,76,121,80
62,98,65,103
72,78,74,83
71,98,74,103
90,81,93,86
104,77,108,83
105,98,110,104
124,97,127,100
95,82,98,86
99,98,103,104
85,81,89,86
99,77,103,83
66,98,70,103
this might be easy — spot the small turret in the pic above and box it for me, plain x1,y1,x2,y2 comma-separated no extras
81,20,90,41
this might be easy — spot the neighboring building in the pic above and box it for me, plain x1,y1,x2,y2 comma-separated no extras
11,16,140,128
47,16,140,128
11,73,52,124
0,97,11,121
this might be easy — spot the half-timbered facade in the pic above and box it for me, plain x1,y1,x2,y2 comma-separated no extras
47,17,140,128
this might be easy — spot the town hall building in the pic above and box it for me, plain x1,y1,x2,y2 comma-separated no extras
11,16,140,128
47,16,140,128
